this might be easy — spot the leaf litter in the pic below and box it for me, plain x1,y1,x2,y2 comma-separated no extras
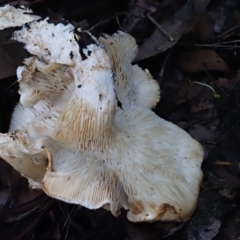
0,0,240,239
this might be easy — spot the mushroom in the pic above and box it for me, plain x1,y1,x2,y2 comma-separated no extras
0,19,75,185
0,130,47,188
0,56,74,186
38,30,203,222
11,57,74,136
0,4,40,30
0,12,204,222
99,31,160,110
12,19,79,65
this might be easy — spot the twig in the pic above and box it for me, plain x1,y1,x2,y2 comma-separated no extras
217,39,240,44
214,160,232,166
191,81,221,99
178,42,240,49
6,80,18,90
116,15,127,32
215,25,240,39
158,51,171,83
147,14,174,42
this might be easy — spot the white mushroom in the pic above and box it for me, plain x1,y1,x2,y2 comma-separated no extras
0,19,75,185
36,31,203,222
53,40,116,151
0,130,47,188
99,31,160,110
0,4,40,30
0,12,204,222
0,56,74,186
12,19,79,65
11,57,74,136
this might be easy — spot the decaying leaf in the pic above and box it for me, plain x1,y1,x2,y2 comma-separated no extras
187,217,221,240
122,0,159,32
0,41,29,79
179,49,229,73
136,0,211,60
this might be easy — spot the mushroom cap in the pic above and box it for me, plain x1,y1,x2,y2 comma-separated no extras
115,108,203,222
0,130,47,182
12,19,80,65
99,31,160,110
34,136,129,215
0,4,40,30
34,107,203,222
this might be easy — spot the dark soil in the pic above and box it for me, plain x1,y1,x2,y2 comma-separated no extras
0,0,240,239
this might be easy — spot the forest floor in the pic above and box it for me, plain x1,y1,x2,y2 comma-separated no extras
0,0,240,239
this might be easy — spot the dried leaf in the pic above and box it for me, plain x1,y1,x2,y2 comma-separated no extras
179,50,229,73
192,13,214,42
122,0,159,32
188,124,213,142
191,98,214,113
187,218,221,240
136,0,211,60
0,41,29,79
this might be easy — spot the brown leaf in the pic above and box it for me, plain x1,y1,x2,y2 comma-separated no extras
187,217,221,240
0,188,8,208
122,0,159,32
214,77,229,88
136,0,211,60
192,13,214,42
191,98,214,113
188,124,213,142
179,50,229,73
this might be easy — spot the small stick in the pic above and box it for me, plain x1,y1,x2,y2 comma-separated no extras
6,80,18,90
158,51,170,83
178,42,240,49
116,15,127,32
214,160,232,166
191,81,221,99
147,14,174,42
215,25,240,39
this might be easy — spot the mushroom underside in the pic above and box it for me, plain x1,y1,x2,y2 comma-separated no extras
33,107,203,222
0,13,204,223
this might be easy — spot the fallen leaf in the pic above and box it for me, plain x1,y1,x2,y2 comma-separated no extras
192,13,214,42
191,98,214,113
0,188,8,208
136,0,211,60
214,77,229,88
0,41,29,79
187,218,221,240
188,124,213,142
179,50,229,73
122,0,159,32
